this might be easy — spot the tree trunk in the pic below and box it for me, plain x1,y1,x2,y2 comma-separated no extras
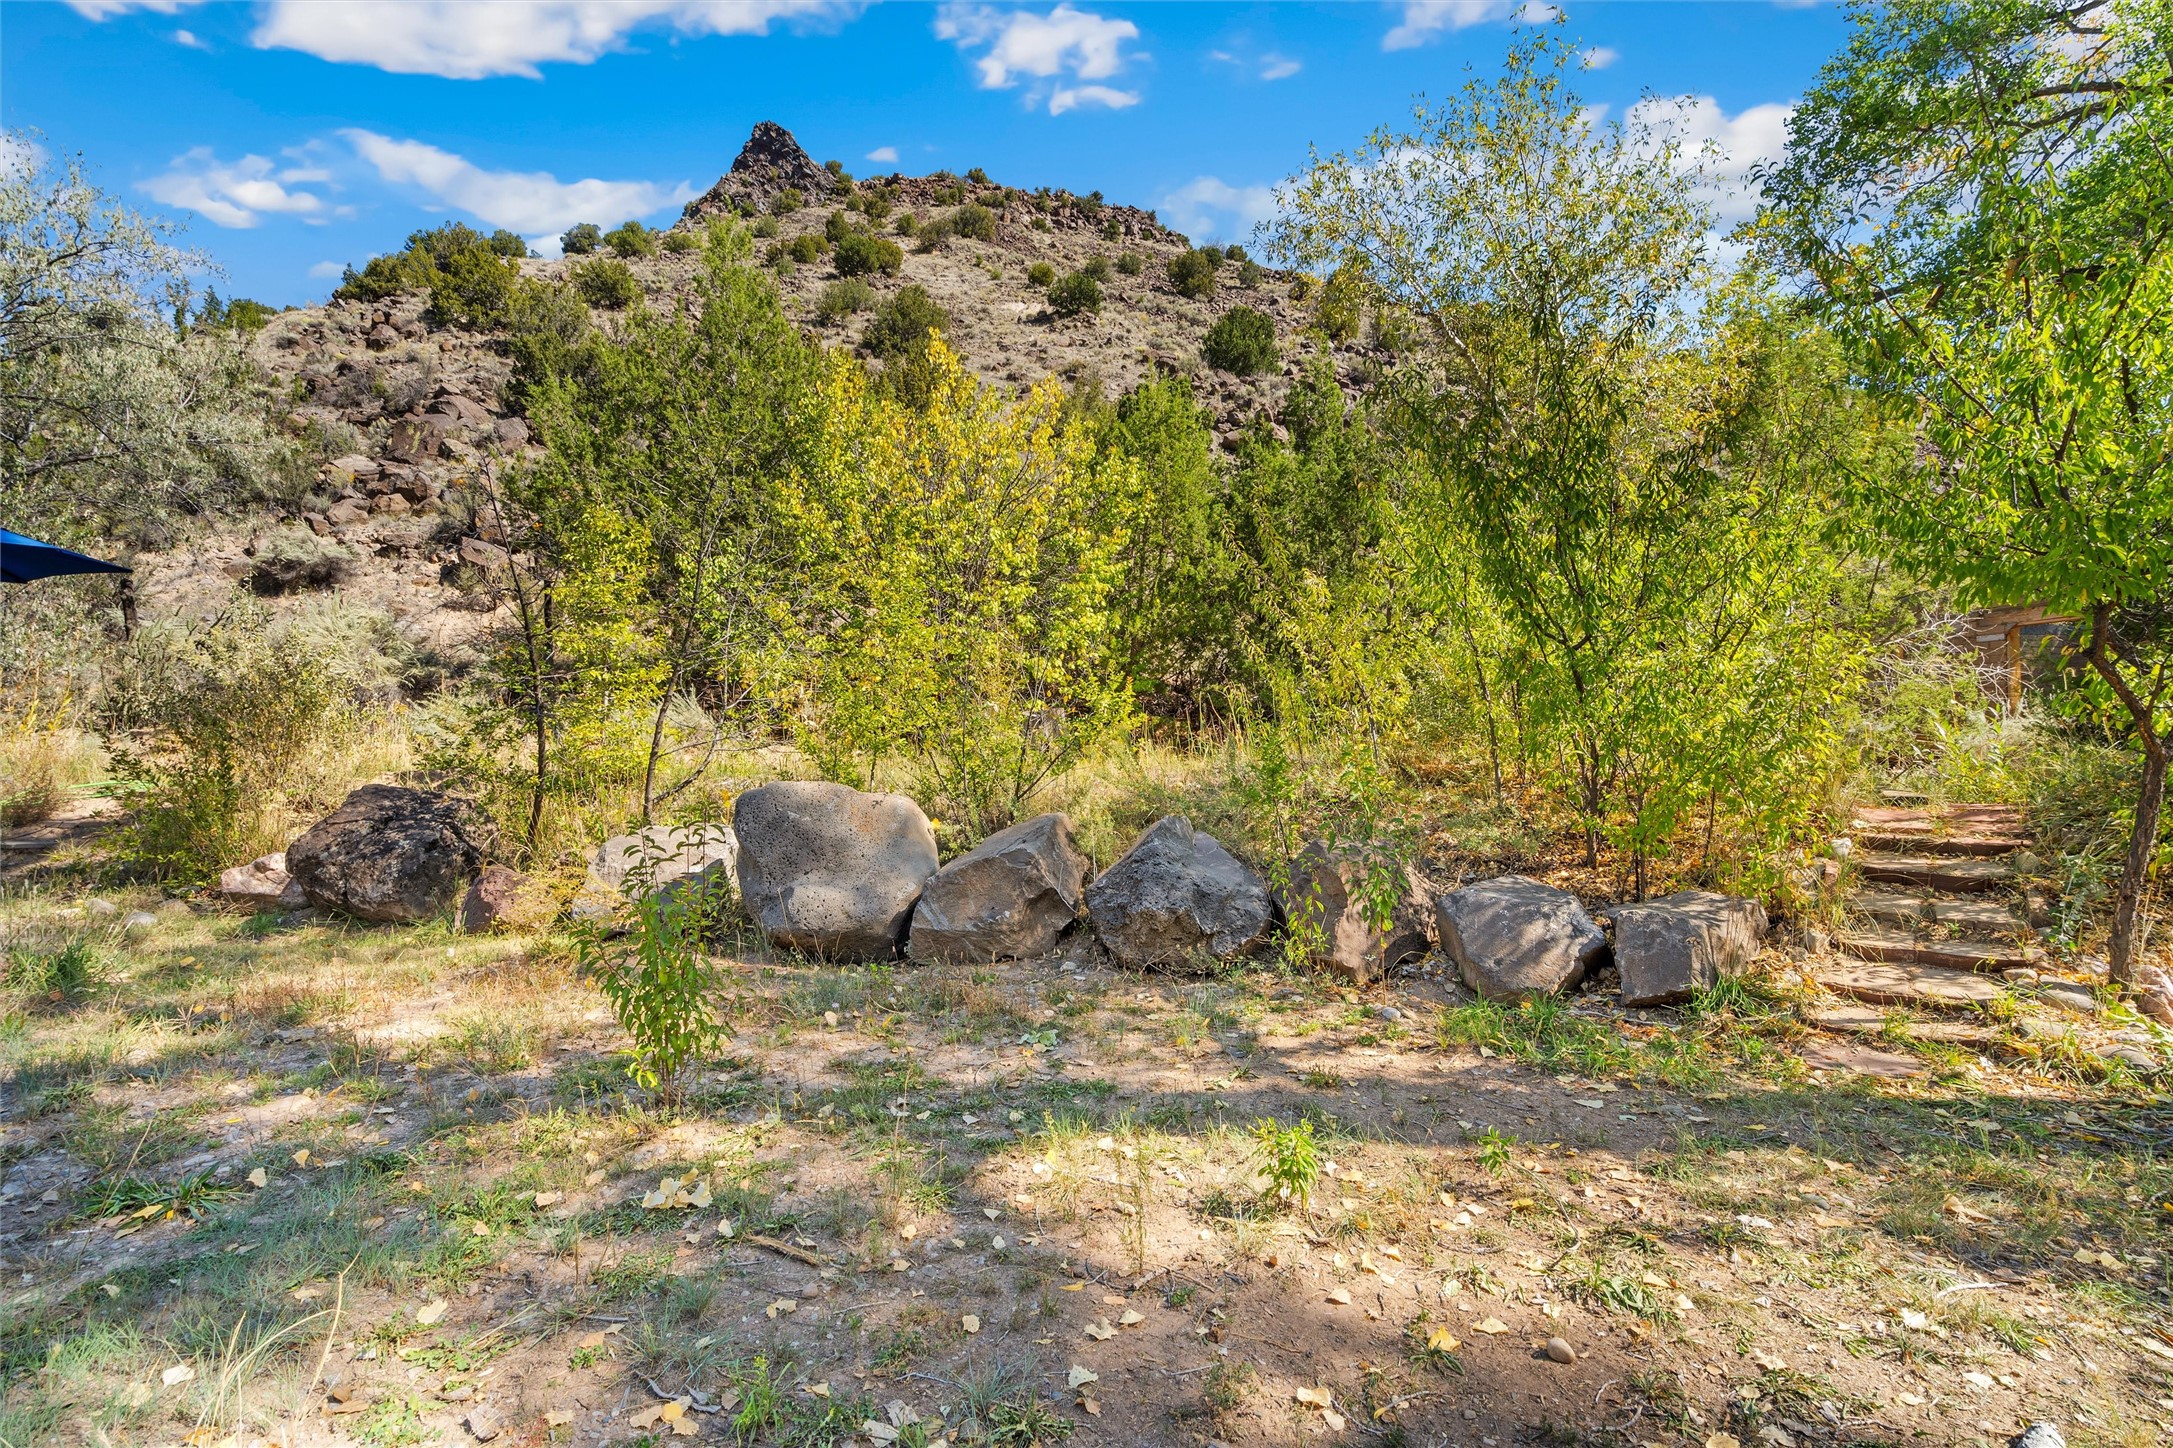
2107,738,2166,986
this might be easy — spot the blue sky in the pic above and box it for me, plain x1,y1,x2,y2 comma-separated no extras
5,1,1850,308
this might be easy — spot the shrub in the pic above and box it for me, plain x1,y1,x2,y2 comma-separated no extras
1080,254,1112,282
1047,271,1102,318
1102,217,1124,241
824,158,849,181
816,276,876,323
1238,259,1266,288
336,221,525,304
1251,1118,1321,1207
965,166,991,185
1116,250,1144,276
578,869,726,1107
604,221,657,258
824,209,856,245
1203,306,1278,375
862,284,950,360
1198,244,1226,267
859,190,892,224
660,229,697,253
569,256,641,309
787,233,829,264
894,212,919,236
559,222,603,256
771,187,804,215
951,202,997,241
427,247,522,328
1316,264,1366,342
248,530,356,595
1027,261,1056,287
1169,249,1218,299
752,215,780,239
504,279,598,407
833,230,904,277
1223,243,1248,263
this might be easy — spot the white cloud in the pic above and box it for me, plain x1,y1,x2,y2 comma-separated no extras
936,3,1141,114
865,145,900,164
1383,0,1504,49
341,129,696,233
1050,84,1139,114
173,27,209,49
1627,94,1795,223
307,260,345,280
249,0,856,80
1159,175,1278,243
1259,53,1301,80
63,0,202,17
0,134,48,181
1580,45,1618,69
142,147,330,228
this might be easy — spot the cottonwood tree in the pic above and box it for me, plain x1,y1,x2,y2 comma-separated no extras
0,135,280,545
1266,35,1876,891
1762,0,2173,981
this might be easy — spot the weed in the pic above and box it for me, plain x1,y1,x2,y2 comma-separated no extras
1475,1126,1516,1175
1250,1116,1322,1207
730,1354,791,1443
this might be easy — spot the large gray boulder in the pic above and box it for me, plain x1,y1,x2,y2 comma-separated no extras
908,813,1089,964
1275,840,1433,985
1086,816,1273,970
575,823,738,920
286,785,499,923
734,782,938,959
1612,890,1769,1006
1434,875,1606,1000
217,852,307,912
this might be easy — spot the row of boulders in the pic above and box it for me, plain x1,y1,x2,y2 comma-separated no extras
217,780,1768,1004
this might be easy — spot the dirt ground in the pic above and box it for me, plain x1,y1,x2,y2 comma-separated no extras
3,871,2171,1448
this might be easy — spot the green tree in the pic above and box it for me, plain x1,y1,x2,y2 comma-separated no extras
560,222,603,256
603,220,657,258
0,137,282,546
1761,0,2173,981
1268,34,1872,889
1203,306,1277,374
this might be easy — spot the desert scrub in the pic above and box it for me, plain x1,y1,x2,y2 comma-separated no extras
862,285,950,360
604,220,658,258
1169,249,1219,299
816,277,877,323
1203,306,1277,375
569,257,641,309
1047,271,1102,318
833,230,904,278
246,529,355,596
950,202,997,240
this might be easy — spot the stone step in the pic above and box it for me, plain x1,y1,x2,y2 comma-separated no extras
1847,890,1937,928
1849,804,2030,857
1838,930,2037,973
1843,892,2030,940
1858,854,2016,894
1818,960,2004,1010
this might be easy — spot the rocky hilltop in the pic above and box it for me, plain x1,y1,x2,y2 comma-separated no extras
136,123,1367,674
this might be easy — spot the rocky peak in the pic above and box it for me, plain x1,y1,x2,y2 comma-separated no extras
683,122,838,221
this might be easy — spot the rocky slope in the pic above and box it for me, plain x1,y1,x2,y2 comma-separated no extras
132,122,1369,674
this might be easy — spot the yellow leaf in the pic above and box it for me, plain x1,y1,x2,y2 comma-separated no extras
1118,1309,1144,1326
1067,1366,1099,1389
416,1299,447,1326
1294,1386,1334,1407
546,1411,574,1427
1326,1288,1353,1305
1060,1282,1084,1291
962,1315,980,1334
162,1364,196,1387
247,1167,268,1189
293,1149,310,1167
1084,1318,1116,1340
1474,1317,1510,1335
534,1191,562,1207
767,1299,797,1319
1427,1326,1460,1352
1323,1407,1347,1431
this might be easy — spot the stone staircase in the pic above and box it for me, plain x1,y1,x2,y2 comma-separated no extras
1818,802,2046,1011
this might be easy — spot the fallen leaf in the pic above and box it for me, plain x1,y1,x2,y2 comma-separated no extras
1942,1195,1991,1223
416,1299,447,1326
534,1191,562,1208
803,1382,830,1398
962,1315,980,1334
293,1149,310,1167
1426,1326,1460,1352
1294,1386,1334,1408
1118,1309,1145,1326
162,1364,196,1387
1067,1366,1099,1390
1060,1282,1085,1292
1705,1436,1741,1448
1323,1408,1346,1431
1900,1309,1930,1331
1325,1288,1353,1306
247,1167,268,1189
1084,1318,1117,1340
1750,1349,1786,1371
767,1299,797,1319
1473,1317,1510,1335
546,1411,574,1427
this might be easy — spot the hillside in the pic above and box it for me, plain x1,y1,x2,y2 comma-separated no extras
129,122,1349,673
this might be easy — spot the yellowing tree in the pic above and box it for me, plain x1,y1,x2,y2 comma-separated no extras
778,340,1141,832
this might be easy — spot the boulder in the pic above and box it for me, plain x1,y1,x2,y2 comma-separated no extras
577,823,738,919
907,813,1089,964
1611,890,1768,1006
1434,875,1606,1000
734,782,938,959
286,784,500,923
324,498,370,527
217,852,307,912
459,865,527,933
1275,840,1433,985
1086,815,1273,970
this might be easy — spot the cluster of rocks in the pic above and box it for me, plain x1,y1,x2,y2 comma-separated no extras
214,778,1770,1012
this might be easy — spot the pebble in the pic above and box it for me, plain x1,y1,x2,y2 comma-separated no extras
122,911,158,934
84,897,118,917
1544,1336,1576,1364
1377,1006,1402,1022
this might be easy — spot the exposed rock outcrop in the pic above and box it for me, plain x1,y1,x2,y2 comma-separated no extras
1612,890,1768,1006
217,852,307,912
